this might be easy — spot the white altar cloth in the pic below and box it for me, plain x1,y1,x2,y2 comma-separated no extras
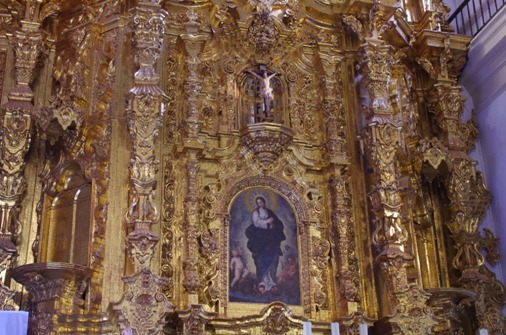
0,311,29,335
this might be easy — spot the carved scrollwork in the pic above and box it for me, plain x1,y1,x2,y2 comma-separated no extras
311,235,330,308
262,305,291,334
112,268,175,335
330,176,361,304
247,10,280,55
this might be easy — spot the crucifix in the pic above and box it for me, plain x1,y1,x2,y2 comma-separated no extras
245,66,279,120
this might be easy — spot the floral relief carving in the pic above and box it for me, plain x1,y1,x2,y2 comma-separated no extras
247,10,280,55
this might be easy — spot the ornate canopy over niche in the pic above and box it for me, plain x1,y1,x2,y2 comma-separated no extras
0,0,504,334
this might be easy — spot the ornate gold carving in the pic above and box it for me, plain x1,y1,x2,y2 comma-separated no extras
112,269,175,335
182,152,203,295
428,288,478,334
262,305,291,334
0,285,17,311
209,302,306,334
356,22,441,332
389,285,438,335
180,30,207,141
12,262,92,334
247,10,280,55
0,1,503,334
0,50,6,103
112,1,174,333
0,1,45,306
340,311,374,335
126,0,166,269
178,304,216,335
311,235,330,308
330,176,361,305
161,156,175,299
240,122,294,169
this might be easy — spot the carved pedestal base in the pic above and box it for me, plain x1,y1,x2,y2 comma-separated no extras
11,262,92,335
340,311,374,335
178,304,216,335
240,122,293,169
111,268,175,335
427,288,479,335
373,285,437,335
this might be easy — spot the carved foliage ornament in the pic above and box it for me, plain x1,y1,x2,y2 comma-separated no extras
240,123,294,169
132,4,166,72
331,177,361,303
11,27,42,88
113,269,175,335
247,10,280,55
390,284,438,335
0,285,17,310
263,305,291,335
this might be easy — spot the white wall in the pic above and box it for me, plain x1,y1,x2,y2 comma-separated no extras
460,6,506,285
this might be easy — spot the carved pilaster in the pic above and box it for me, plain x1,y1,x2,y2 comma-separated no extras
330,175,360,312
114,1,174,333
182,152,202,296
0,2,44,304
318,46,347,162
180,16,207,142
125,0,166,270
429,82,506,334
358,32,438,332
357,41,411,297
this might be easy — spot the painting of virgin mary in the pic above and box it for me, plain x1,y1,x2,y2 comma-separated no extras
229,187,300,305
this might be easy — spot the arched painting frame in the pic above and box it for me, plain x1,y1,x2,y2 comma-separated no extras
228,187,300,305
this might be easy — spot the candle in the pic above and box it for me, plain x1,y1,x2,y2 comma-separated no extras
479,329,488,335
331,322,340,335
359,324,368,335
303,321,312,335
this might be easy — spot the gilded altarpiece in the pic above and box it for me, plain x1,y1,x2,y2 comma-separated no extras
0,0,504,334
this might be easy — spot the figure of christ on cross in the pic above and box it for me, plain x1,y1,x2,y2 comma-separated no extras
245,68,279,120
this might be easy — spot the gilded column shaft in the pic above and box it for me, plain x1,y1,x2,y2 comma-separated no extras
429,80,505,333
179,21,208,299
330,177,360,307
357,42,409,263
112,2,174,334
0,2,42,279
182,156,202,296
125,0,167,270
358,37,438,334
318,47,347,160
